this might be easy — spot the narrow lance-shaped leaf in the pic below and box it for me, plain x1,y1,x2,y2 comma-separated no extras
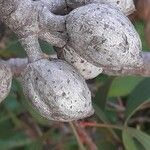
93,104,120,142
125,78,150,123
127,128,150,150
122,128,138,150
108,76,143,97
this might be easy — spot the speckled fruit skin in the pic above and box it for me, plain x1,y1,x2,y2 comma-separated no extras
63,45,103,80
0,62,12,103
99,0,135,15
66,3,143,71
21,59,94,122
67,0,135,15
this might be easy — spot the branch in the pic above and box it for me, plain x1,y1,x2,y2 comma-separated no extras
0,0,67,62
2,52,150,77
1,54,55,76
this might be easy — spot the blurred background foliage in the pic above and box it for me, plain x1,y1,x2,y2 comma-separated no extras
0,11,150,150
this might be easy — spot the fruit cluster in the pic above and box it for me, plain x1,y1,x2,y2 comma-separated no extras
0,0,143,121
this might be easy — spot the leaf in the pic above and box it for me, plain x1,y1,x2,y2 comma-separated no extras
63,137,78,150
122,129,138,150
95,76,114,109
25,141,43,150
108,76,143,97
0,120,15,139
127,128,150,150
0,138,33,150
0,131,34,150
97,141,116,150
39,40,54,54
93,104,120,142
125,78,150,123
4,96,22,114
135,21,149,50
3,40,26,57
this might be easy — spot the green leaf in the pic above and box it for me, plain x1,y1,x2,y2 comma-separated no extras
25,141,43,150
95,76,114,109
63,137,78,150
122,129,138,150
97,141,116,150
39,40,54,54
108,76,143,97
0,131,34,150
3,40,26,57
135,21,149,50
127,128,150,150
93,104,120,142
0,138,33,150
125,78,150,123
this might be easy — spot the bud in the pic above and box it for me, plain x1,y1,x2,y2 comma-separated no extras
21,59,94,121
66,3,143,71
0,62,12,103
